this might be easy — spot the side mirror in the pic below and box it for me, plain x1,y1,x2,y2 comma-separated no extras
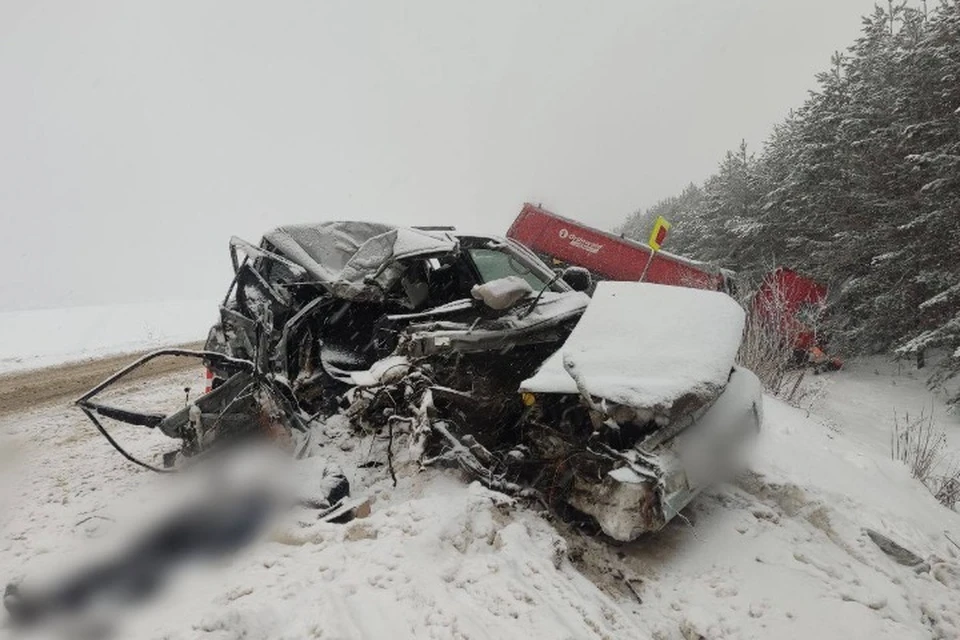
560,266,592,293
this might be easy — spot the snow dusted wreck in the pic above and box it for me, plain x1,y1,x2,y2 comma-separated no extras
78,222,762,541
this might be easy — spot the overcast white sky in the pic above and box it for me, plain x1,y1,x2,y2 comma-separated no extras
0,0,880,311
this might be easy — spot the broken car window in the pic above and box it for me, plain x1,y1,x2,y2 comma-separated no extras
468,247,552,291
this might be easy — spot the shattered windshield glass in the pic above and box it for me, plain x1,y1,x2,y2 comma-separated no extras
468,247,552,291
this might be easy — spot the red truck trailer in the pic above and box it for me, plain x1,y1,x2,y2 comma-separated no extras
506,203,731,292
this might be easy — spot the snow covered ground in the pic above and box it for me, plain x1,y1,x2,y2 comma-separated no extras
0,301,215,374
1,358,959,639
813,356,960,453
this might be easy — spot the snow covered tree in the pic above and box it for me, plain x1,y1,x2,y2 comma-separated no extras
621,1,960,403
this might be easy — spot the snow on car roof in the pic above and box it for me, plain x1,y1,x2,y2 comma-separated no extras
520,281,745,413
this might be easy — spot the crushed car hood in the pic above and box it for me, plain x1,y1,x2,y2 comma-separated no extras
400,290,591,356
520,281,745,417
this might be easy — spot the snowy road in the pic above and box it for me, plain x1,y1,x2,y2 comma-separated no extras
0,342,204,416
2,360,960,639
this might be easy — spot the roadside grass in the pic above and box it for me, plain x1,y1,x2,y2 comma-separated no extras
891,407,960,511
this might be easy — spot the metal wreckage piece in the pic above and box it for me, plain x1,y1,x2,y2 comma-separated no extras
78,222,762,541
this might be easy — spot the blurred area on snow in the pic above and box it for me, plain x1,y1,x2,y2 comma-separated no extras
0,370,647,639
0,300,215,374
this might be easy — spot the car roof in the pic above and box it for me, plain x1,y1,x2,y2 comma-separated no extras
262,221,458,300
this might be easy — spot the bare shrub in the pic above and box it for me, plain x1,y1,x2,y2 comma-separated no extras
891,407,960,510
735,269,818,403
737,306,802,400
930,458,960,511
892,409,946,480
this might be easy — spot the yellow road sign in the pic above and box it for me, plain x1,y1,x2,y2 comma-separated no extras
648,216,671,251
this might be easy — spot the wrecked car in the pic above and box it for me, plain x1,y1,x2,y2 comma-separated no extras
77,221,762,541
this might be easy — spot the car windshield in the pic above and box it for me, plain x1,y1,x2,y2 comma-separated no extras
468,246,554,291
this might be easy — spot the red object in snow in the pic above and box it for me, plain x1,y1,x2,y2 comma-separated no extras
506,203,730,291
752,267,828,351
204,367,214,394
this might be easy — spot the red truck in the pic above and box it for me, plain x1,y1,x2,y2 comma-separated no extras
507,203,733,292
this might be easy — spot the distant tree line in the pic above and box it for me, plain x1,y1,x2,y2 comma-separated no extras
620,1,960,403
